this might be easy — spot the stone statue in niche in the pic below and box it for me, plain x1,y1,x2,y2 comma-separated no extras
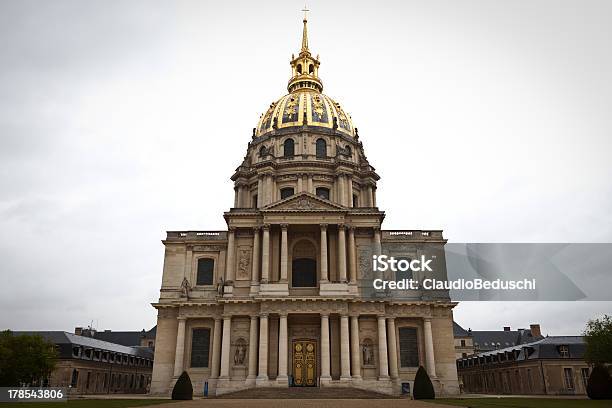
216,277,224,296
233,339,246,366
180,277,191,298
362,340,374,366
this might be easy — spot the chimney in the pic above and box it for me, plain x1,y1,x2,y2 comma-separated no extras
503,326,511,331
530,324,541,337
75,327,83,336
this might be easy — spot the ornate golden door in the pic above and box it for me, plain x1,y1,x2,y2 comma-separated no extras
292,340,317,386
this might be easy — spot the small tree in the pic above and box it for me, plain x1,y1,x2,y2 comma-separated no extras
586,365,612,400
584,315,612,365
171,371,193,400
0,330,57,386
413,365,435,399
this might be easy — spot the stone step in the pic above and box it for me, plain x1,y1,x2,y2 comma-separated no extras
217,387,400,399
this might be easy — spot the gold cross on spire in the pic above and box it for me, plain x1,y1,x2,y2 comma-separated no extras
301,5,310,52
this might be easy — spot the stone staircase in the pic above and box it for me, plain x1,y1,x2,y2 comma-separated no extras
217,387,400,399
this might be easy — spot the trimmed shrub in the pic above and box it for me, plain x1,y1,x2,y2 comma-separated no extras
171,371,193,400
587,365,612,400
413,365,435,399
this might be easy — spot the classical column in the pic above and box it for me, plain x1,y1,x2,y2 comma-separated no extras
377,315,390,379
247,316,258,381
338,224,347,282
257,177,263,207
320,313,331,380
257,314,269,381
350,315,361,379
424,318,437,377
348,227,357,283
320,224,328,282
280,224,288,283
297,174,303,192
261,225,270,283
347,176,354,207
265,174,273,205
251,227,260,287
387,318,399,380
340,315,351,380
211,318,222,379
173,317,187,377
338,174,346,206
373,227,382,258
219,316,232,379
278,314,288,382
372,187,377,207
367,185,374,207
234,187,239,208
225,228,236,283
307,174,314,193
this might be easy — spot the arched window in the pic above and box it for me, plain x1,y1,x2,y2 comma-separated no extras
297,64,302,74
283,138,295,157
280,187,295,199
190,328,211,368
309,64,314,74
316,138,327,158
316,187,330,200
353,194,359,208
399,327,419,367
259,146,266,157
196,258,214,285
292,240,317,287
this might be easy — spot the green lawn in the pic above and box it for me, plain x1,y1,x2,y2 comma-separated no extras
0,400,175,408
433,398,611,408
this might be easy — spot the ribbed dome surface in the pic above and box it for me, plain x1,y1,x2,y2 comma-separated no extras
256,91,354,138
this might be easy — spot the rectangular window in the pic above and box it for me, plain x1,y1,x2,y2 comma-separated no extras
527,368,533,392
581,367,589,389
196,258,214,285
190,328,211,368
461,339,466,347
564,367,574,390
396,258,412,281
398,327,419,367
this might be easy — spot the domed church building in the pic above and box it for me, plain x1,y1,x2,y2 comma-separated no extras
150,15,459,397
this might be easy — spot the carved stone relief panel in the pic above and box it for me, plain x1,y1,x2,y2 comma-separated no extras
357,245,373,279
236,245,252,281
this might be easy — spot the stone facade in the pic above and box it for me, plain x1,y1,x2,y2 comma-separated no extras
150,15,459,397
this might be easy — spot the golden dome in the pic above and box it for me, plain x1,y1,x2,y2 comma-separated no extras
255,13,355,138
256,91,354,137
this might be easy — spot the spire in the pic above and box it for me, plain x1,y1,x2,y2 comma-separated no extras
288,7,323,93
301,6,309,52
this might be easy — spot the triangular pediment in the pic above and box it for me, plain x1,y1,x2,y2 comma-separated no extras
262,192,347,212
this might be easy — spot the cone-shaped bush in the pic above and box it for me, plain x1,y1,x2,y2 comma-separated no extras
171,371,193,400
413,365,435,400
587,365,612,400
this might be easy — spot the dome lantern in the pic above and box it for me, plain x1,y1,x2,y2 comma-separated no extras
288,11,323,93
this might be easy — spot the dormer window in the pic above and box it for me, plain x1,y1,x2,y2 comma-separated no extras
559,345,570,358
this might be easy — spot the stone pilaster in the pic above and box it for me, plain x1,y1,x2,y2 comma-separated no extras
219,316,232,379
225,228,236,283
320,313,331,382
424,318,437,377
261,225,270,283
338,224,347,282
348,226,357,283
350,315,361,380
277,313,288,384
377,315,389,379
257,314,269,382
320,224,328,283
247,316,258,383
210,318,222,379
173,317,186,377
387,318,399,380
340,315,351,380
251,227,260,289
280,224,288,283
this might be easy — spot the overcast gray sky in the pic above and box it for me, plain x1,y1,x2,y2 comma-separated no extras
1,0,611,335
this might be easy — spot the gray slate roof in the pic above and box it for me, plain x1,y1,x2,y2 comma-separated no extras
453,321,471,337
471,328,543,351
458,336,585,362
13,331,153,360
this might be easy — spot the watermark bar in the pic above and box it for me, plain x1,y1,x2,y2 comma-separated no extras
0,388,67,403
